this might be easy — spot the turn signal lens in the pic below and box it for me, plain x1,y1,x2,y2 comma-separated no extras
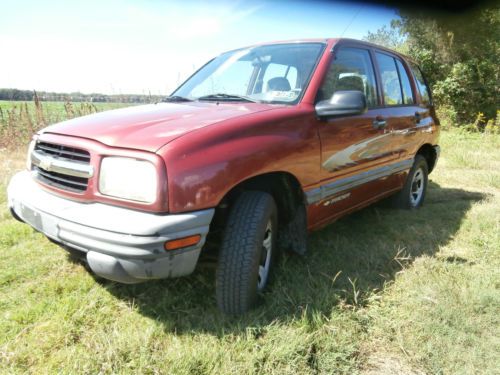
164,235,201,251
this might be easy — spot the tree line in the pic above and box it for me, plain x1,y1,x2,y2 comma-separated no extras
0,88,162,104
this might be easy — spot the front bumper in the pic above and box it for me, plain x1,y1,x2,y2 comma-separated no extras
7,171,214,283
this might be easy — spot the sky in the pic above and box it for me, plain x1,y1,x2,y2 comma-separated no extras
0,0,397,95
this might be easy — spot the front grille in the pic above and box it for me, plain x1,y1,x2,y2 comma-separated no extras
34,166,89,192
35,141,90,163
33,141,91,192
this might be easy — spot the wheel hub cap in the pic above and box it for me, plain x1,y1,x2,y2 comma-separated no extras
410,168,424,206
257,221,272,291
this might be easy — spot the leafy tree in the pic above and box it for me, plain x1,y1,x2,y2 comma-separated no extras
363,21,408,53
364,5,499,123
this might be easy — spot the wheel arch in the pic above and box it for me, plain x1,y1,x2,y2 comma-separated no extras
204,171,307,256
218,171,305,225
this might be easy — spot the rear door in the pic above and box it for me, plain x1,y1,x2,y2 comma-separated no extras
372,51,422,163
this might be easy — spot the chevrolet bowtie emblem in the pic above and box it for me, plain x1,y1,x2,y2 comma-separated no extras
39,158,52,171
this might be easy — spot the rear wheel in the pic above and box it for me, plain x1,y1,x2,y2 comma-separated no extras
392,155,429,209
216,191,278,315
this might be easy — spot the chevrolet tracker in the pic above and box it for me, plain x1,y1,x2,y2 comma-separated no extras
8,38,440,314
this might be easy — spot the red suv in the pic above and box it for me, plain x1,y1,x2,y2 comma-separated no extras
8,38,440,314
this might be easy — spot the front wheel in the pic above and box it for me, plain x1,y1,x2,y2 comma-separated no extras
392,155,429,209
216,191,278,315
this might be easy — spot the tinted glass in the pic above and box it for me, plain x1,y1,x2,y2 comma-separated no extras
409,62,431,105
318,47,378,108
375,52,403,105
396,59,415,105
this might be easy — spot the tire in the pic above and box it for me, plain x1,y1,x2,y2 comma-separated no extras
216,191,278,315
392,155,429,209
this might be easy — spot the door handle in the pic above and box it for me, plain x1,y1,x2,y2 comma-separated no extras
397,129,417,135
414,112,422,124
373,117,387,129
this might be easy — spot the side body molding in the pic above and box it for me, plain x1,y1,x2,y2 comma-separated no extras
306,158,414,205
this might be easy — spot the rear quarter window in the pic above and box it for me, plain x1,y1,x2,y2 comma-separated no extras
395,59,415,105
409,62,431,105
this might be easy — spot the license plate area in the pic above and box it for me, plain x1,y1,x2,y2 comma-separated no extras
20,204,44,232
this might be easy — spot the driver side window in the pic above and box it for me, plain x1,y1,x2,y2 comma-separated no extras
318,47,378,108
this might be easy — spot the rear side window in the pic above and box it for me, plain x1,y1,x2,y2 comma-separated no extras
319,47,378,108
409,63,431,105
395,59,415,105
375,52,403,105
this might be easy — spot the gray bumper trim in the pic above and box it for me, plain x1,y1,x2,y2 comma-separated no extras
305,158,414,205
7,171,215,283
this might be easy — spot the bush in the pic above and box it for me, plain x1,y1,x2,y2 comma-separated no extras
484,111,500,134
433,61,497,124
435,106,458,129
473,112,488,131
452,111,500,135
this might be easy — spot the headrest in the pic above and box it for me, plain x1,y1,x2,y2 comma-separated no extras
267,77,291,91
336,75,364,92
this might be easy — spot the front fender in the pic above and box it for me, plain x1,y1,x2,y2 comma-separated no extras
157,108,320,213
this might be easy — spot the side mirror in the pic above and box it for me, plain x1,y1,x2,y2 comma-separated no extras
315,90,367,118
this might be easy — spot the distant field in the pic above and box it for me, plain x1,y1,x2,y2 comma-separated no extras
0,100,133,149
0,128,499,374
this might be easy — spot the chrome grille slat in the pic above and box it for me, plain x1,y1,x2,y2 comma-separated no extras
36,141,90,163
35,167,88,188
32,141,91,192
36,145,89,160
36,175,85,192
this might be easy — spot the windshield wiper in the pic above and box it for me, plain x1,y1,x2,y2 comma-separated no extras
197,93,257,103
162,95,192,102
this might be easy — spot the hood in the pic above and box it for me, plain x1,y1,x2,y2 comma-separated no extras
42,102,278,152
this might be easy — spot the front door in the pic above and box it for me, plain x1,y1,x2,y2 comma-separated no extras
309,46,403,226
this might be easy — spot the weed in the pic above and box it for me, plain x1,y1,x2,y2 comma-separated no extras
0,100,130,149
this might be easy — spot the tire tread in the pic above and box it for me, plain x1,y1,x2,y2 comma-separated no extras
216,191,276,315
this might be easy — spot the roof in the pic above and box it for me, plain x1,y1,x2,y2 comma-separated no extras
222,38,412,63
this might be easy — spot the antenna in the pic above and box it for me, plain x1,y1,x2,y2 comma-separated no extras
341,5,364,37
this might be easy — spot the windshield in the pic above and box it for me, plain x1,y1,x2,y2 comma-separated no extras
172,43,325,104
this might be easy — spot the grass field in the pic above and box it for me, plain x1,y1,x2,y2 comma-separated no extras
0,125,499,374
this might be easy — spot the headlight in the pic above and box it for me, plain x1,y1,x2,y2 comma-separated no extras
99,157,157,203
26,139,36,170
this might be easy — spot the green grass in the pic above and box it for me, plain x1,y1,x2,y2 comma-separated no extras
1,129,499,374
